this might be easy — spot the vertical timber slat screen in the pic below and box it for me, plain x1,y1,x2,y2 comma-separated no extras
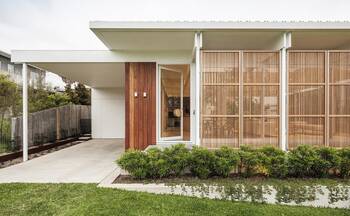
201,52,240,148
201,50,350,149
243,52,280,148
329,52,350,148
288,51,350,149
288,52,326,148
201,51,280,148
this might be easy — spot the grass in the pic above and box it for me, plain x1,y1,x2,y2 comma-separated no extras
0,183,349,216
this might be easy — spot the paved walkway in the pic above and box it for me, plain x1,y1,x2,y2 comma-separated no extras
0,139,124,183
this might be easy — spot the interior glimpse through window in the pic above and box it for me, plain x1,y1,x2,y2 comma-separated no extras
160,65,190,141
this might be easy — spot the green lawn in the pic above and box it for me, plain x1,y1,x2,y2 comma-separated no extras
0,184,349,216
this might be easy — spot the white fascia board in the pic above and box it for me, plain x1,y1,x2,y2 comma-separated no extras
90,21,350,31
11,50,192,64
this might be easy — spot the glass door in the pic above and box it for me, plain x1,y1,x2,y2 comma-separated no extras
160,66,183,140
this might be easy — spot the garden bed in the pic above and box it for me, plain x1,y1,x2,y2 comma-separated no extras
111,144,350,209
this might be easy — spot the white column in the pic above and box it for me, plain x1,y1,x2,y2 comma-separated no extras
195,32,202,146
280,32,291,151
22,63,28,161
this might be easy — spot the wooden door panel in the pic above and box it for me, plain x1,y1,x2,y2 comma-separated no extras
125,62,156,150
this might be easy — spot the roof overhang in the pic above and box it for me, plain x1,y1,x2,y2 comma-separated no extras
90,21,350,50
11,50,192,88
90,21,350,30
11,21,350,87
91,22,196,51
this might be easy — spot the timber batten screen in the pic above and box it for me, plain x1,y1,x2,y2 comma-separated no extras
288,52,326,148
329,52,350,148
288,51,350,149
201,52,240,148
201,51,280,148
243,52,280,148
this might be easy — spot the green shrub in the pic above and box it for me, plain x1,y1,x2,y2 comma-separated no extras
117,144,349,180
238,146,265,177
260,147,288,178
188,147,216,179
163,144,190,176
314,147,341,177
213,146,240,177
287,145,320,177
147,148,171,178
117,150,149,179
339,148,350,178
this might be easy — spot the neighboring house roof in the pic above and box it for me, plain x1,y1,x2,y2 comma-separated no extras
0,50,11,58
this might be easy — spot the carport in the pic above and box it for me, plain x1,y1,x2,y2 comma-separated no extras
0,139,123,183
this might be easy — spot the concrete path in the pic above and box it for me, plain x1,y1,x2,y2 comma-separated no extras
0,139,124,183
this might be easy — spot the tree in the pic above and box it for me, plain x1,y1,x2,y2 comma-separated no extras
47,92,70,108
64,81,78,104
0,75,20,137
74,83,91,105
28,87,70,113
64,81,91,105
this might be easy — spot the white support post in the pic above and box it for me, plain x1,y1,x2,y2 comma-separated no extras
280,32,291,151
22,63,28,161
195,32,202,146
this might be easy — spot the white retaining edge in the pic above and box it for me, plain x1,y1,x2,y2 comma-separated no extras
98,167,122,187
98,170,350,209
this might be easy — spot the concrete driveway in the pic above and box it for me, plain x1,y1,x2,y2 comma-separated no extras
0,139,124,183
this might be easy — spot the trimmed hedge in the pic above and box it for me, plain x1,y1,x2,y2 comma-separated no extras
117,144,350,179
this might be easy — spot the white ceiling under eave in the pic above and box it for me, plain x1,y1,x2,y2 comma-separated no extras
33,62,125,88
92,30,196,51
202,30,350,50
291,31,350,50
202,31,284,50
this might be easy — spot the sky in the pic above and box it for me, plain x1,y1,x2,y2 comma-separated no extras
0,0,350,87
1,0,350,52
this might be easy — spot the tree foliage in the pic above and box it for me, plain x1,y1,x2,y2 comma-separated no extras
0,75,20,115
0,75,21,137
64,82,91,105
28,88,71,113
0,75,90,116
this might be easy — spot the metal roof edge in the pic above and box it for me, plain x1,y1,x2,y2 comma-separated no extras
89,21,350,30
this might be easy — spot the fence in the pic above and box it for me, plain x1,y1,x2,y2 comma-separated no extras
0,118,12,154
1,104,91,154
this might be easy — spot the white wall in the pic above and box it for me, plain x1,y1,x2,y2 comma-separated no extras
91,88,125,138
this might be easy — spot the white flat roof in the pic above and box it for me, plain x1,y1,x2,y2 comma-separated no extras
90,21,350,31
90,21,350,50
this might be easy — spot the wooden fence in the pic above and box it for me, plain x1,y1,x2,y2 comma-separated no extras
11,105,91,150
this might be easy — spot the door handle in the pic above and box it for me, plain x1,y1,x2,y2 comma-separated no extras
134,92,138,98
143,92,147,98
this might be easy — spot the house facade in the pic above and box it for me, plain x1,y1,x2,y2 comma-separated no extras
1,50,46,88
11,21,350,158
